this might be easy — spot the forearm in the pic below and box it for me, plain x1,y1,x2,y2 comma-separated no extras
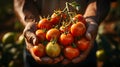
14,0,40,26
84,0,110,25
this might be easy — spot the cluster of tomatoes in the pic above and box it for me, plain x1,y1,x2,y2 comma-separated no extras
32,10,90,61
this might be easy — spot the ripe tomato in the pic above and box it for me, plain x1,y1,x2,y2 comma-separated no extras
77,38,90,51
59,25,71,33
46,28,60,41
59,33,74,46
70,22,86,37
73,14,86,24
32,44,45,57
46,42,61,58
35,29,46,42
50,12,61,25
37,18,52,30
64,46,80,60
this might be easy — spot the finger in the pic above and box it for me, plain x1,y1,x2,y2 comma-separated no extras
41,57,53,64
62,59,71,65
85,23,98,40
24,31,38,45
53,55,64,64
30,47,42,63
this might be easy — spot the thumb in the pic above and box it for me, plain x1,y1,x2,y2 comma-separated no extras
24,31,38,45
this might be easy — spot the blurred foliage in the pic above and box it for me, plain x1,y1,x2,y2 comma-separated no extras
96,0,120,67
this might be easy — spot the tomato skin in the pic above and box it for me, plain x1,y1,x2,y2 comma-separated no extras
59,33,74,46
77,38,90,51
35,29,46,42
73,14,86,24
50,12,61,25
64,46,80,60
37,18,52,30
32,44,45,57
70,22,86,37
46,28,60,41
46,42,61,58
59,25,71,33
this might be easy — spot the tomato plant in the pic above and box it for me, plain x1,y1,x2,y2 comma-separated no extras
64,46,80,60
59,33,74,46
70,22,86,37
32,44,45,57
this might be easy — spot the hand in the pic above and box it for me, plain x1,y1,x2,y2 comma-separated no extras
23,22,63,64
61,18,98,64
72,18,98,64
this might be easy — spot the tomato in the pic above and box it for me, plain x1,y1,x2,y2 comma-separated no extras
37,18,52,30
64,46,80,60
59,25,71,33
32,44,45,57
59,33,74,46
46,28,60,41
70,22,86,37
46,42,61,58
50,12,61,25
73,14,86,24
77,38,90,51
35,29,46,42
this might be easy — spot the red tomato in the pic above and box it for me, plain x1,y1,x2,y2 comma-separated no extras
73,14,86,24
70,22,86,37
77,38,90,51
35,29,46,42
32,44,45,57
64,46,80,60
46,28,60,41
59,33,74,46
37,18,52,30
50,12,61,25
59,25,71,33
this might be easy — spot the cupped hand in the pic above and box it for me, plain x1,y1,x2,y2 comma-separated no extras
62,18,99,64
72,18,98,64
23,22,63,64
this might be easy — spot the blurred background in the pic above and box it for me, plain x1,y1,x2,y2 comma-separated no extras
0,0,120,67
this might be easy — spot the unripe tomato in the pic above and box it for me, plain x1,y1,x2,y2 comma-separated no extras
46,42,61,58
64,46,80,60
77,38,90,51
32,44,45,57
71,22,86,37
46,28,60,41
59,33,74,46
